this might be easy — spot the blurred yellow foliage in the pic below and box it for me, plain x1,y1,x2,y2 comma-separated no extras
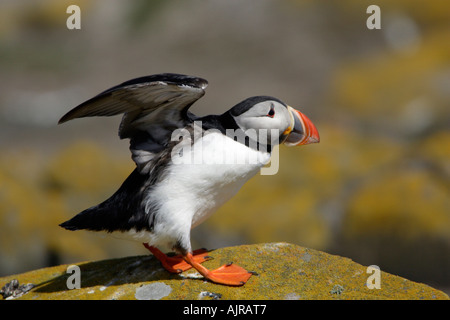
47,141,132,195
0,142,134,274
0,0,91,33
333,29,450,121
345,166,450,241
418,131,450,172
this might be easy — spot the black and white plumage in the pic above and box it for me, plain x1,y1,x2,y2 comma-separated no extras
59,73,319,286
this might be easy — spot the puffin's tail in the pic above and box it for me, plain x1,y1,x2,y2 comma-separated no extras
59,206,107,232
59,219,78,231
59,168,152,233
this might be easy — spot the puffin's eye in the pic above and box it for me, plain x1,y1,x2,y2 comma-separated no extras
267,105,275,118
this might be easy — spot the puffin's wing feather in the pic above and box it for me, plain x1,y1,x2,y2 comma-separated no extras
58,73,208,136
58,73,208,173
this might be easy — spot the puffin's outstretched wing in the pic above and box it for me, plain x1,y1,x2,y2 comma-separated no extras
58,73,208,173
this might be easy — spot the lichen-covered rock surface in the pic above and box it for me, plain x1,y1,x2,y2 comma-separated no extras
0,243,448,300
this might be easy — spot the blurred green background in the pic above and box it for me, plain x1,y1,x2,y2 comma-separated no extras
0,0,449,293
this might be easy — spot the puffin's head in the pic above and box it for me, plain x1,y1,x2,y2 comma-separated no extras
229,96,320,147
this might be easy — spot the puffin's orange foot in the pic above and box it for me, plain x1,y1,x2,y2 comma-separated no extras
183,252,254,286
143,243,211,273
202,263,254,286
163,249,211,273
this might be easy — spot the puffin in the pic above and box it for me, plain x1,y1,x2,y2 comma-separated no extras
59,73,320,286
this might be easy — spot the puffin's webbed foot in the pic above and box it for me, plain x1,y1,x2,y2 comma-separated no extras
143,243,253,286
183,253,253,286
143,243,210,273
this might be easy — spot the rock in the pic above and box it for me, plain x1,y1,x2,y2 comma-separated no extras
0,243,448,300
0,279,35,300
135,282,172,300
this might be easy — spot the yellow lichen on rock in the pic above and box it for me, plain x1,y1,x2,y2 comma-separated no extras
1,243,447,300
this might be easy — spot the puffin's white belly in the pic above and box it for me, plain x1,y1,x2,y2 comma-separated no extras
146,132,270,246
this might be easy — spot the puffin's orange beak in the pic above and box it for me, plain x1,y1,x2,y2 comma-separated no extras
283,106,320,146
